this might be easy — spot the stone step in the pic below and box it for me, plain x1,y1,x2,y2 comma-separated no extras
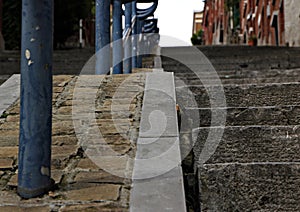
163,60,300,74
0,75,10,86
171,68,300,79
162,46,300,58
162,46,300,71
176,83,300,108
0,48,94,75
192,125,300,165
199,163,300,211
161,46,300,211
184,106,300,127
175,76,300,86
163,61,292,72
198,46,300,57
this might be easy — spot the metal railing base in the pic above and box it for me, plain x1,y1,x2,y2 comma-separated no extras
17,178,55,199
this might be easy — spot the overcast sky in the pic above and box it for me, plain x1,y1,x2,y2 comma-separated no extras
155,0,204,46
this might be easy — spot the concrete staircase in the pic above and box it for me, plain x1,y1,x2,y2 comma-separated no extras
0,48,94,75
163,46,300,72
162,46,300,211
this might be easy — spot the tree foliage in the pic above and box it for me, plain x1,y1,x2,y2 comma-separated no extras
191,29,204,46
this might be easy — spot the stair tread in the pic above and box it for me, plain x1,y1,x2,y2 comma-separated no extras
199,163,300,211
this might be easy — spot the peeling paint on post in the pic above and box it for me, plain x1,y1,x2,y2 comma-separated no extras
18,0,54,198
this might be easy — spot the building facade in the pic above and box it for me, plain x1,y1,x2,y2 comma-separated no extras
193,11,204,34
240,0,285,46
202,0,289,46
284,0,300,46
202,0,240,45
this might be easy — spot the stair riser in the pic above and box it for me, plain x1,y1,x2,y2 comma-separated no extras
192,126,300,164
176,83,300,108
183,106,300,127
199,163,300,211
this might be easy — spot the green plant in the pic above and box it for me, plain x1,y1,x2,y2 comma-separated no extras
191,29,204,45
224,0,240,12
0,112,8,119
248,35,257,41
225,0,240,30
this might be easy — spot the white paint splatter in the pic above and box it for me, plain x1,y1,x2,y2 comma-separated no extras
25,49,31,60
28,60,34,66
41,166,50,176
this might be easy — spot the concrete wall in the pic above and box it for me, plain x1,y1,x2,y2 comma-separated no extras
285,0,300,47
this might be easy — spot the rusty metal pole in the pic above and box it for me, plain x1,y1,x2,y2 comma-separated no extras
18,0,54,198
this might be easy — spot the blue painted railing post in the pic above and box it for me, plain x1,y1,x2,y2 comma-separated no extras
96,0,111,74
137,18,144,68
18,0,54,198
112,0,123,74
124,2,132,74
132,0,138,68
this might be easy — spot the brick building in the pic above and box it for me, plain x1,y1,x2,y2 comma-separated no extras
202,0,288,46
240,0,285,46
202,0,241,45
193,11,204,34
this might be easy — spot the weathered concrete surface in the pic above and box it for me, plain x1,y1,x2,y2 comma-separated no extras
187,106,300,127
174,69,300,85
199,163,300,211
0,74,145,211
2,46,300,77
193,126,300,164
131,72,186,212
0,74,20,116
139,72,178,138
0,48,156,76
130,167,186,212
162,46,300,211
0,48,94,75
163,46,300,71
177,83,300,108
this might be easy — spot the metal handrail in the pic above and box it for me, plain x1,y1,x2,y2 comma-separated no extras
136,0,158,19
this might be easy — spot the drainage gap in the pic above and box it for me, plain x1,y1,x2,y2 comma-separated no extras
182,148,200,212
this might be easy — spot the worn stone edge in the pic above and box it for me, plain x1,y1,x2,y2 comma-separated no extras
130,67,187,211
0,74,20,116
154,46,162,69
